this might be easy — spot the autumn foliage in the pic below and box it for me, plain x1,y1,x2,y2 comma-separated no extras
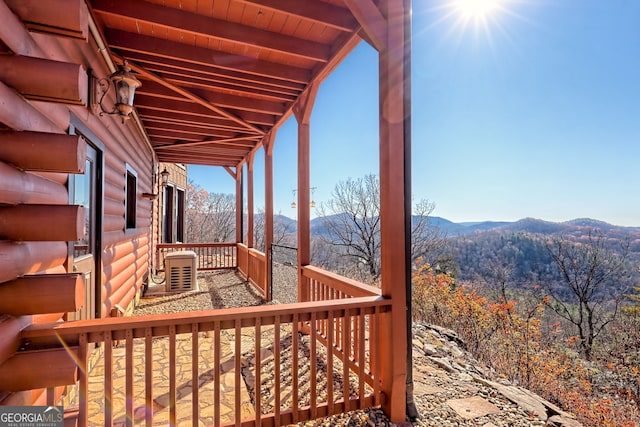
412,263,640,427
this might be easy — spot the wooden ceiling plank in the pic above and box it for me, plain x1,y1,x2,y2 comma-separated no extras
107,30,311,84
137,108,250,133
154,135,260,150
123,54,302,97
139,79,287,115
93,0,330,62
142,123,238,139
343,0,387,52
236,0,357,32
121,58,266,135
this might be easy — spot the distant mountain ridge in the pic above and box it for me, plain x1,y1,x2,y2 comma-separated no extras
275,214,640,237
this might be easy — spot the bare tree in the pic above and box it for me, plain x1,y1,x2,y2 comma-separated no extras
317,174,443,283
544,230,631,360
253,209,296,252
185,181,235,243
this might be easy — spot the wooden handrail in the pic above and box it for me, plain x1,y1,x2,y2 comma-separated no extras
302,265,381,297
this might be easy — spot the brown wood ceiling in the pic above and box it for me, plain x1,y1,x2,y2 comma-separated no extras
87,0,363,167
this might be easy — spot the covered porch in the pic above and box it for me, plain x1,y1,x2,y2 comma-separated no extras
0,0,413,425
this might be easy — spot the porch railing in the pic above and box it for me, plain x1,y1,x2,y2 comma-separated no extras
237,244,268,297
26,296,391,427
156,243,237,272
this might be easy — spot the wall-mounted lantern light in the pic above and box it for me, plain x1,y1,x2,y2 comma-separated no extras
160,168,170,188
97,60,141,122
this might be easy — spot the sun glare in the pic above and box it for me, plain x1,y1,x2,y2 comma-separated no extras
454,0,501,18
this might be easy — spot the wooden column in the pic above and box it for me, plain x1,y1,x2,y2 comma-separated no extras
247,151,255,248
264,132,276,301
377,0,412,421
292,83,319,302
235,167,243,244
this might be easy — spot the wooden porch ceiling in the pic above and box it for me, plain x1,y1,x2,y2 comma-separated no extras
87,0,364,167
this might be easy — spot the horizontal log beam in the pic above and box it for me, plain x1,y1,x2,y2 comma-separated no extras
0,55,88,106
0,241,68,284
0,274,84,316
0,347,78,391
0,161,68,205
0,204,85,241
4,0,88,40
0,131,85,173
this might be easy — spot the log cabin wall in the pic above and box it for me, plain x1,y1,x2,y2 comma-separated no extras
0,0,155,405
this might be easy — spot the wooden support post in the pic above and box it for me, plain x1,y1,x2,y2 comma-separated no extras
0,273,84,316
264,132,276,301
247,151,255,248
0,161,69,205
293,82,319,303
235,167,243,244
0,55,88,106
0,131,86,173
0,347,79,391
377,0,412,422
0,204,85,241
4,0,88,40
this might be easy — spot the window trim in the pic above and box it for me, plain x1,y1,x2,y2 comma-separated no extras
125,164,137,230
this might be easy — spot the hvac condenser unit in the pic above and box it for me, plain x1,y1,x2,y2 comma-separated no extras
165,250,197,292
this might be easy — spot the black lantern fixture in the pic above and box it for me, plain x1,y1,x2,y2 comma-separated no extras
97,60,142,122
160,168,170,188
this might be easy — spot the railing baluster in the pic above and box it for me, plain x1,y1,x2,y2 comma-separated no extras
310,311,317,419
358,309,366,407
292,313,299,423
105,331,113,427
78,333,88,427
274,316,281,426
254,317,261,426
145,327,153,427
169,325,177,427
327,310,334,415
234,319,241,427
125,329,134,427
214,321,221,427
192,324,199,424
372,307,380,406
343,309,350,413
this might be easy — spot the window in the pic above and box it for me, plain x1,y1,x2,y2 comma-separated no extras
163,185,174,243
125,166,137,229
176,188,185,242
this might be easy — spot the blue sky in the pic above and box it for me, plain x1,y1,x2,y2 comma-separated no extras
189,0,640,227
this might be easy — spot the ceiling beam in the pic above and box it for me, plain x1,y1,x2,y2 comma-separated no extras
106,30,311,84
93,0,330,62
236,0,358,32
